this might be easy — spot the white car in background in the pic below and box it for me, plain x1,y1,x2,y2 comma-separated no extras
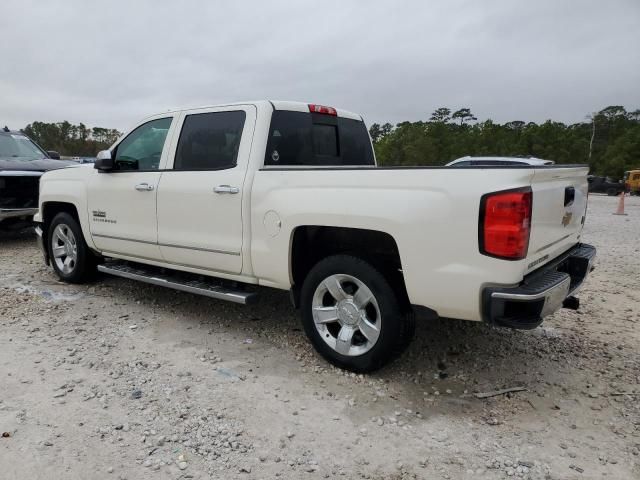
446,156,555,167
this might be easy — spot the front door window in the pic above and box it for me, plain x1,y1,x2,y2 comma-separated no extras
113,117,172,171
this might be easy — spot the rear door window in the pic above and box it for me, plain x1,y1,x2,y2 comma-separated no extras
264,111,374,167
174,111,246,170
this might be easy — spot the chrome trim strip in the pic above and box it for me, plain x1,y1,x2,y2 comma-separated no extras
0,171,43,177
92,233,156,245
97,265,255,304
92,233,240,256
0,208,38,220
535,234,572,254
160,242,240,256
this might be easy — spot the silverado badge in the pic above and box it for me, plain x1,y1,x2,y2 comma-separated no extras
92,210,116,224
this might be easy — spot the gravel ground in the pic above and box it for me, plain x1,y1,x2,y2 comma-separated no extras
0,194,638,480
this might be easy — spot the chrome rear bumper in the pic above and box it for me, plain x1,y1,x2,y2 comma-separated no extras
483,243,596,329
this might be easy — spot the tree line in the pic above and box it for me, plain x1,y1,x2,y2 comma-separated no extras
370,105,640,178
22,121,121,157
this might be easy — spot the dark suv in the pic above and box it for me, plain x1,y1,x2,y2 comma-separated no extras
0,128,74,228
587,175,625,196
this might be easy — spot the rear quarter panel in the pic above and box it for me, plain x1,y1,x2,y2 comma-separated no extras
250,167,537,321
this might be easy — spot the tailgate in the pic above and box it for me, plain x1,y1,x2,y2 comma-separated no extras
525,166,589,273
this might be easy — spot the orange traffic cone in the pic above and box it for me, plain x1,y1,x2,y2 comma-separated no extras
613,191,627,215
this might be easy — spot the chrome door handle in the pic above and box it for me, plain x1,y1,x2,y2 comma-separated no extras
213,185,240,194
135,183,154,191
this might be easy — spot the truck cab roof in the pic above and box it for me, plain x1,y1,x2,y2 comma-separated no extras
153,100,363,122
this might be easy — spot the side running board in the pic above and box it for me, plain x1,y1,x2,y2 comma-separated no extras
97,262,259,305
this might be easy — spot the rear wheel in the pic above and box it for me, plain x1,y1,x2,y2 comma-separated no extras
300,254,414,372
48,212,96,283
606,188,617,196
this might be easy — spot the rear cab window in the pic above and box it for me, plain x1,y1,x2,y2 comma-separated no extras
264,111,375,167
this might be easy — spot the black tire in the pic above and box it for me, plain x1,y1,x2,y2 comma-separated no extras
47,212,97,283
606,188,617,196
300,254,414,373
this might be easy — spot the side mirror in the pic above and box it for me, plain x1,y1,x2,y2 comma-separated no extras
94,150,114,172
47,150,61,160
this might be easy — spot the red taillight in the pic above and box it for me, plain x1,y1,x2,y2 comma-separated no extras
480,188,532,260
308,104,337,116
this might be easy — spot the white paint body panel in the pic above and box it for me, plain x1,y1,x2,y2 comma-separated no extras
37,100,589,322
37,166,97,250
250,168,532,320
156,105,257,274
526,167,589,273
87,170,163,258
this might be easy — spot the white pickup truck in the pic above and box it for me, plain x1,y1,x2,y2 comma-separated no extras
34,101,596,372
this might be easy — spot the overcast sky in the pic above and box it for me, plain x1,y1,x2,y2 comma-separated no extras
1,1,639,131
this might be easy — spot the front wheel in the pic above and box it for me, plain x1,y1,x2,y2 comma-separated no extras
48,212,97,283
300,255,414,372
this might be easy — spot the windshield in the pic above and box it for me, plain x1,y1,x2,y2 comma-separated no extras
0,133,48,160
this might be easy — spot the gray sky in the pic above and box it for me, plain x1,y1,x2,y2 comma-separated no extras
1,0,639,131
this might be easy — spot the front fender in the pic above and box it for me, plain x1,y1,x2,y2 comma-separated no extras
39,174,95,251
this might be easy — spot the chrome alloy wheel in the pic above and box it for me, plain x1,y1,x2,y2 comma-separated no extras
312,274,381,357
51,224,78,275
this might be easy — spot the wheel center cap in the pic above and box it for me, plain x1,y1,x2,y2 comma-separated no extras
337,301,360,326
